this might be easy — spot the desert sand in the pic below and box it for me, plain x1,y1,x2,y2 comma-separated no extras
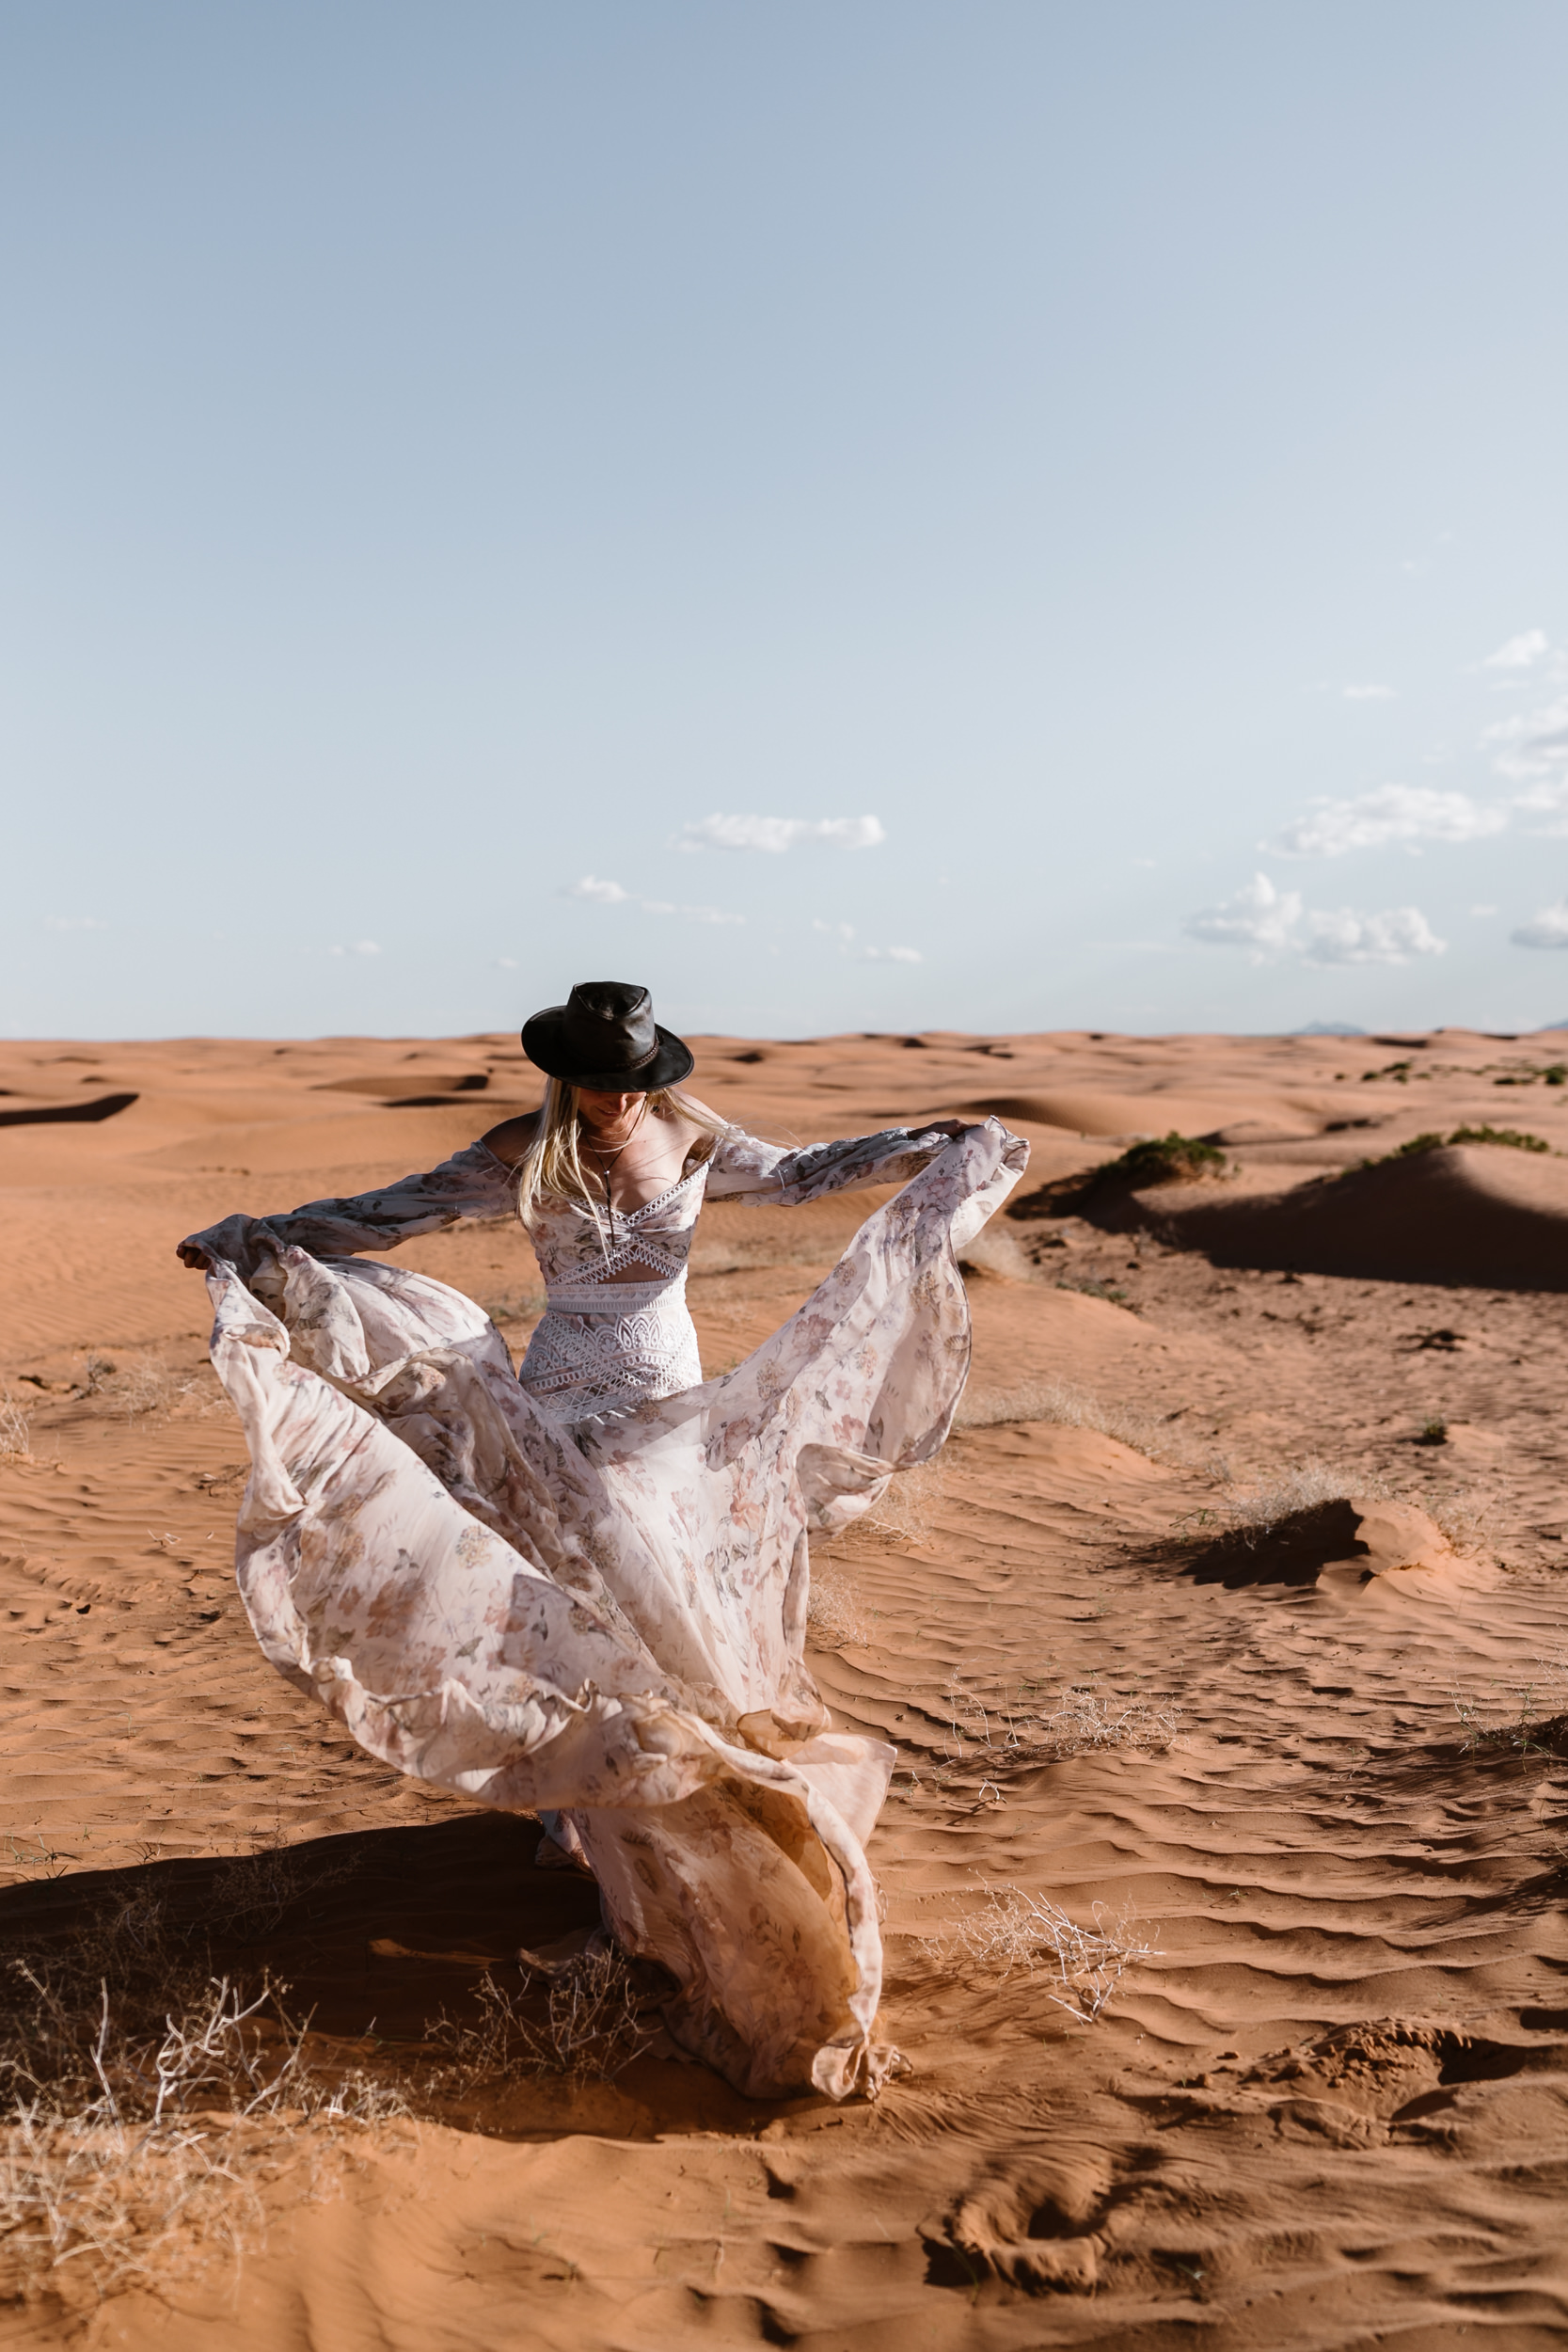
2,1021,1567,2346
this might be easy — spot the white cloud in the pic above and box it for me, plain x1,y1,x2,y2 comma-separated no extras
1342,683,1396,701
1512,900,1568,948
1486,696,1568,786
1187,873,1445,965
43,915,107,930
1482,628,1550,671
676,814,887,854
496,956,519,969
1302,906,1446,965
564,875,743,926
1274,784,1508,857
812,916,919,961
329,940,382,957
1470,904,1499,917
1513,779,1568,834
1184,872,1304,955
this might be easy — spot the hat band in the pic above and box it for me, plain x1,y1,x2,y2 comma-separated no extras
561,1030,660,1079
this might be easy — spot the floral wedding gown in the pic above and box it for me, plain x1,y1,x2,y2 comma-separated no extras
183,1116,1026,2099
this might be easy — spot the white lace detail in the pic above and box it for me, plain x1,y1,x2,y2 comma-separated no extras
519,1283,703,1421
185,1122,948,1428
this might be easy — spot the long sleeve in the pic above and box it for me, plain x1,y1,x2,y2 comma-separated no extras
180,1140,516,1279
704,1124,950,1206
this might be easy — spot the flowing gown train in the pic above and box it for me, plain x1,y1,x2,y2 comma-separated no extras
182,1116,1027,2098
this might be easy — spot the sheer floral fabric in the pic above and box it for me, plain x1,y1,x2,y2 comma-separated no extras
182,1118,1027,2098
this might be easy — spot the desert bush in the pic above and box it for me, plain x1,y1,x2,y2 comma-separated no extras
1380,1124,1548,1164
927,1883,1156,2021
1447,1123,1548,1152
1210,1459,1393,1537
83,1355,198,1422
0,1964,405,2308
805,1566,875,1650
427,1946,656,2088
1094,1131,1227,1187
0,1400,33,1465
934,1673,1181,1769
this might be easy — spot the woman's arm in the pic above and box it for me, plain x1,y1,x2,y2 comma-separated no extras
704,1120,972,1206
176,1139,517,1274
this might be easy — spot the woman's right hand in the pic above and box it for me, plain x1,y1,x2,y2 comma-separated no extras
176,1240,213,1269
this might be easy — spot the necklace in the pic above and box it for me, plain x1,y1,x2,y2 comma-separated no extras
580,1101,648,1245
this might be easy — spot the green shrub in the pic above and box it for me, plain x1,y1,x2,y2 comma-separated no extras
1376,1124,1549,1168
1448,1123,1548,1152
1389,1132,1445,1158
1094,1131,1227,1187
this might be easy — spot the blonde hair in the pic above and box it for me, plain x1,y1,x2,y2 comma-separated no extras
515,1080,730,1235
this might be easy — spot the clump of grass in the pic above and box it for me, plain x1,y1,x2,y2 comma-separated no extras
863,1460,942,1544
427,1946,656,2088
1417,1417,1449,1447
932,1674,1181,1771
927,1884,1156,2021
81,1356,198,1422
955,1375,1227,1475
1448,1123,1549,1152
1054,1273,1132,1307
0,1400,34,1465
806,1565,876,1650
1028,1687,1183,1755
1213,1459,1394,1537
0,1965,405,2308
1449,1659,1568,1758
1376,1123,1549,1165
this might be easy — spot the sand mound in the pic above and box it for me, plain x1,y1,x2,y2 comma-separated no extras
1180,1494,1490,1606
1135,1142,1568,1288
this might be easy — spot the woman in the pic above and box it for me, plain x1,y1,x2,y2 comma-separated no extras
179,982,1027,2098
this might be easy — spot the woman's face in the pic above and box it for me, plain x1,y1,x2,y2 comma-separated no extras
577,1088,642,1127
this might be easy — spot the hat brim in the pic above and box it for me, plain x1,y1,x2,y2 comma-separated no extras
520,1009,695,1092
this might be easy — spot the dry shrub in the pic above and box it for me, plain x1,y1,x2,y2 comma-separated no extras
0,1969,405,2310
805,1566,875,1651
427,1946,656,2088
862,1460,943,1543
927,1884,1156,2021
85,1356,198,1422
936,1675,1181,1766
1026,1686,1183,1756
956,1376,1227,1475
1418,1487,1498,1558
1449,1655,1568,1756
0,1400,34,1465
1215,1458,1393,1536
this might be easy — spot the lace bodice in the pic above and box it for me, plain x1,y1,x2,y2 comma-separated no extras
183,1122,956,1421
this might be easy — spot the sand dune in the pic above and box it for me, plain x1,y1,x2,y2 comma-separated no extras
2,1025,1567,2344
1106,1140,1568,1290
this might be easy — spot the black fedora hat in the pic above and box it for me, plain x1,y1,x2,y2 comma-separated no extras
521,981,695,1091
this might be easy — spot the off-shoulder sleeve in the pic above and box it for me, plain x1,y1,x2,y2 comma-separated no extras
179,1140,516,1277
704,1124,950,1205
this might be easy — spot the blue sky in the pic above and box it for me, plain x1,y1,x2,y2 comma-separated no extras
5,1,1568,1041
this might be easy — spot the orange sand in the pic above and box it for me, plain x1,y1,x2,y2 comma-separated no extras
2,1024,1567,2344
